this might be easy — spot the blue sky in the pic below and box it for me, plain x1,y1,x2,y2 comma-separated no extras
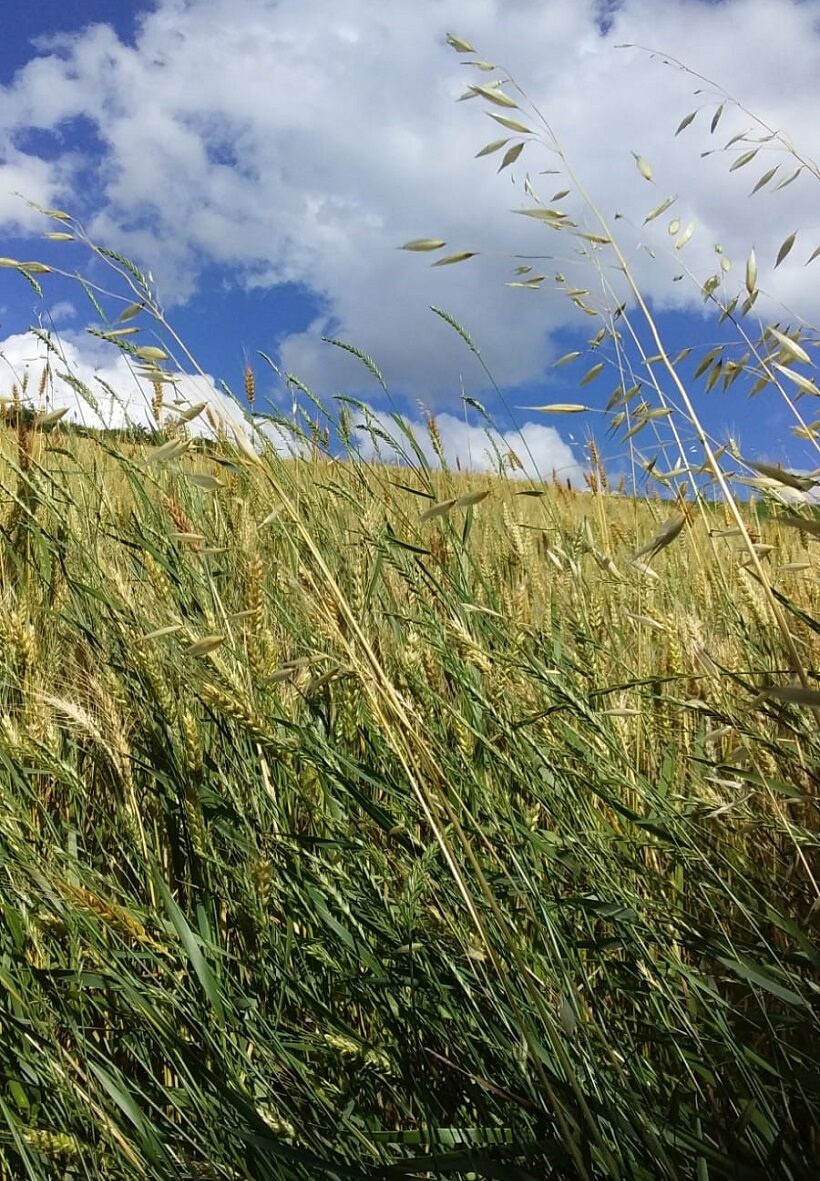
0,0,818,487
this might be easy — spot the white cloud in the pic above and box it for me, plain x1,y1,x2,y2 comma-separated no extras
0,328,246,434
0,325,584,480
0,0,817,403
48,300,77,322
0,149,75,232
350,404,584,483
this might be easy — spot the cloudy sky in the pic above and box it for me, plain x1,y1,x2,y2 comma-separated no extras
0,0,818,482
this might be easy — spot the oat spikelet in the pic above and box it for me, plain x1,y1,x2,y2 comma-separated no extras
683,614,720,681
631,514,686,562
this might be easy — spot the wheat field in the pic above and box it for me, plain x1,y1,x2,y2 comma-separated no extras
0,397,817,1179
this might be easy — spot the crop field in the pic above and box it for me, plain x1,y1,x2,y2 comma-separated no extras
0,400,817,1179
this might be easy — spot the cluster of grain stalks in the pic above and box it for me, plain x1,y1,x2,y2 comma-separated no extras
0,393,816,1179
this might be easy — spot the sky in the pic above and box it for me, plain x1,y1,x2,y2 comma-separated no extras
0,0,818,486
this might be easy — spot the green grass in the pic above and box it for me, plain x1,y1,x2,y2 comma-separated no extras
0,411,817,1180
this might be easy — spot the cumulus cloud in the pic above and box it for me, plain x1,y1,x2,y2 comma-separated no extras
0,328,246,434
351,404,585,483
0,0,817,403
0,325,584,481
0,148,75,231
